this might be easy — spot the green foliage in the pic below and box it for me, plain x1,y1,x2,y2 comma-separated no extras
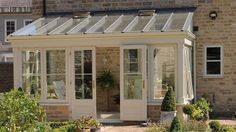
75,116,93,129
35,122,52,132
88,118,102,128
183,104,195,115
221,126,236,132
169,117,182,132
183,98,211,121
181,120,209,132
209,121,221,131
161,87,176,111
0,89,46,132
97,70,115,89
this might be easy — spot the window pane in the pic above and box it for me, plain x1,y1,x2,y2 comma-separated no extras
75,75,92,99
207,62,221,75
124,49,142,73
207,47,221,60
46,50,65,74
47,75,66,99
84,50,92,73
22,50,41,99
152,47,175,99
124,74,142,99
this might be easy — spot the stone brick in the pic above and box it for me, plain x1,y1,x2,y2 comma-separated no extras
42,105,70,121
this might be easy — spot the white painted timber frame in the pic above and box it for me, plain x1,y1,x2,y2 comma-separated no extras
10,31,195,121
120,45,147,121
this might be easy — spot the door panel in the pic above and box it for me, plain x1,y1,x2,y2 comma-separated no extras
71,48,96,119
120,46,147,121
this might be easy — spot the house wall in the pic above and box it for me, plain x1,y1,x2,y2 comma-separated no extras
32,0,196,17
194,0,236,116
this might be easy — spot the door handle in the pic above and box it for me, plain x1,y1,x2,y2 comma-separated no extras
142,80,145,89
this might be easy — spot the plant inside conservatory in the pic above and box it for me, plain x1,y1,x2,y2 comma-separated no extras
97,70,115,112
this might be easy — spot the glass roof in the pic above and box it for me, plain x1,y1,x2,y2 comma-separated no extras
11,11,193,36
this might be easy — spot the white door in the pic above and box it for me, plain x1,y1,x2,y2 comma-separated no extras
71,48,96,119
120,45,147,121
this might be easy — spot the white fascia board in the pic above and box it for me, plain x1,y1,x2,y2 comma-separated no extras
85,15,108,34
182,12,194,31
142,14,157,32
48,18,74,35
161,13,173,32
35,17,61,35
122,16,139,33
104,15,124,33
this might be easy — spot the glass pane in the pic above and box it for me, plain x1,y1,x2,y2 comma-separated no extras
22,50,41,74
207,62,221,75
84,50,92,73
112,15,135,32
149,14,170,31
46,50,65,74
124,74,142,99
151,47,176,99
166,13,188,31
207,47,221,60
47,75,66,99
75,75,92,99
76,16,104,33
131,16,152,32
22,75,41,99
124,49,142,73
92,15,120,33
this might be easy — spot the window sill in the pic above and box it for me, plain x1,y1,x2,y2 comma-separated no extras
203,74,224,79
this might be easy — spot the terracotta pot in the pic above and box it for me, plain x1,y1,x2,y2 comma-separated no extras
90,127,101,132
76,128,90,132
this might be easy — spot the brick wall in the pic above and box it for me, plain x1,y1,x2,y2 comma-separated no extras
194,0,236,116
0,63,13,93
43,105,70,121
96,47,120,112
32,0,197,17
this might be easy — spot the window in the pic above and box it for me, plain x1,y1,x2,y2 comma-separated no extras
22,50,41,99
150,46,176,100
24,19,32,26
205,46,223,76
5,20,16,42
46,50,66,100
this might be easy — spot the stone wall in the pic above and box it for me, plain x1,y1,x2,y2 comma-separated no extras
96,47,120,112
0,63,13,93
32,0,197,17
194,0,236,116
43,105,70,121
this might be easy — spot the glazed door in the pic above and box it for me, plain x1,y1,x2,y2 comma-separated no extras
71,48,96,119
120,45,147,121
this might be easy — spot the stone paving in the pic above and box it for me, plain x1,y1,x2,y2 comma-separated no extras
101,124,146,132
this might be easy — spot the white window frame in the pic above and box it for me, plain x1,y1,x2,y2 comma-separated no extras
204,45,223,77
4,19,17,42
148,45,177,103
24,19,33,26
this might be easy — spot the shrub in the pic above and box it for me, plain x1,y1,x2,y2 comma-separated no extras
161,87,176,111
146,124,168,132
183,104,195,116
182,120,209,132
169,117,182,132
0,89,46,132
209,121,221,131
35,122,52,132
221,126,236,132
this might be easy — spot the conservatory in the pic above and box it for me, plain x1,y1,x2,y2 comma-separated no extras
8,10,195,121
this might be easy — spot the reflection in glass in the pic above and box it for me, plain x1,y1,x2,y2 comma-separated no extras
22,50,41,99
74,50,93,99
124,49,142,99
151,47,175,99
46,50,66,100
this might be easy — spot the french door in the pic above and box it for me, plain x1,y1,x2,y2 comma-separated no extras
71,48,96,119
120,45,147,121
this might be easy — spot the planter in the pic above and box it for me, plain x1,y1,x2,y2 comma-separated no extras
160,111,177,123
76,128,90,132
90,127,101,132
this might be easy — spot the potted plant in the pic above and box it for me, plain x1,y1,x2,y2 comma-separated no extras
97,70,115,111
75,116,91,132
160,87,176,123
89,118,102,132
